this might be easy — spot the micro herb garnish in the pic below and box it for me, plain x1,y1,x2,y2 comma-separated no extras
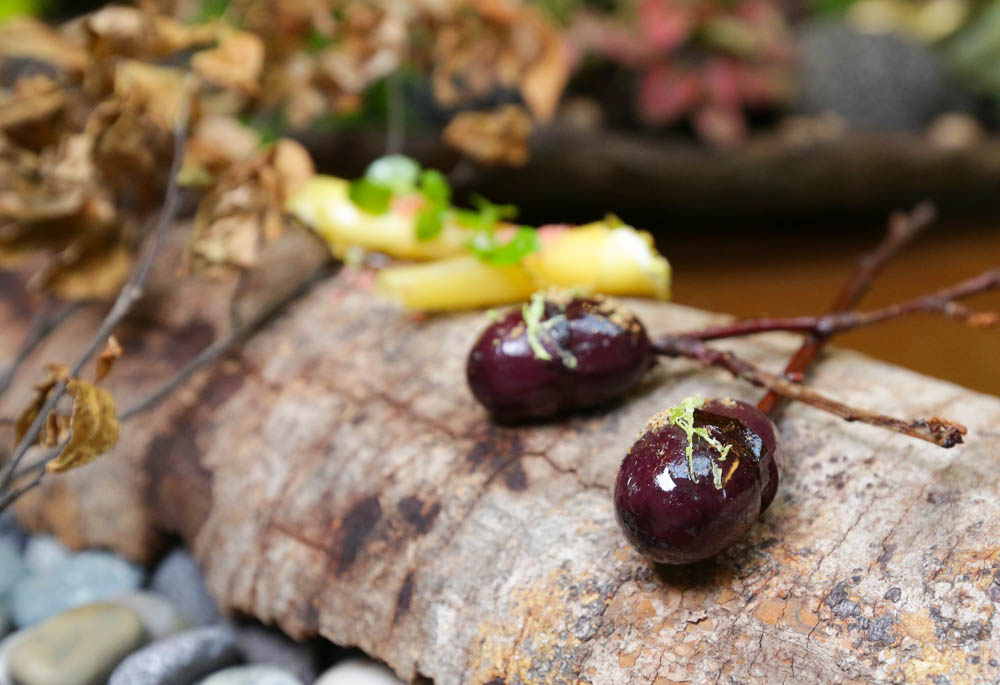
522,292,552,361
470,227,541,266
348,155,422,215
415,169,451,241
520,292,579,369
664,396,732,485
348,178,392,214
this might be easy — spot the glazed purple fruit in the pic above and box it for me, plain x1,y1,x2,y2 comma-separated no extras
467,294,654,422
614,398,779,565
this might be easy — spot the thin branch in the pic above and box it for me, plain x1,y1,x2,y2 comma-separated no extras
0,102,191,494
757,202,936,416
673,268,999,342
119,262,333,422
0,299,82,399
654,336,966,448
0,468,44,511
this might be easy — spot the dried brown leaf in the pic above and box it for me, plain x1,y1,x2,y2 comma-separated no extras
113,61,188,131
0,17,88,75
95,335,123,381
192,29,265,95
442,104,533,166
37,237,132,301
271,138,314,199
180,115,259,185
46,379,119,474
13,363,68,449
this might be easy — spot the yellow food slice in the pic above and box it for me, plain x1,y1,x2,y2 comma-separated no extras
525,221,671,300
376,256,535,311
286,176,467,260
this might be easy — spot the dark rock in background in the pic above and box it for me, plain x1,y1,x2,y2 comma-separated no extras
795,21,972,130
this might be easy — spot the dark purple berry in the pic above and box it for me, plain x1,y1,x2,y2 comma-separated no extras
466,293,654,422
614,397,779,565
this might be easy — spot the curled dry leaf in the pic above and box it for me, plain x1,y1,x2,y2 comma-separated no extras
442,104,533,166
0,17,89,75
190,137,314,269
180,115,259,186
431,0,569,121
191,29,265,95
46,379,119,474
95,335,123,381
13,363,68,450
34,236,132,302
112,60,188,131
86,6,216,60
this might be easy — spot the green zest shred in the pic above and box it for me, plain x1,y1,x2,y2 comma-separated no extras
522,292,552,361
664,396,732,485
520,292,578,369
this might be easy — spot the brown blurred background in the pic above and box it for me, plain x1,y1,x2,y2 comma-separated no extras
667,215,1000,395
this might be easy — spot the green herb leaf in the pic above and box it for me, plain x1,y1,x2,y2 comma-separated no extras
470,193,518,222
364,155,420,195
420,169,451,207
415,207,444,241
348,178,392,214
469,226,541,266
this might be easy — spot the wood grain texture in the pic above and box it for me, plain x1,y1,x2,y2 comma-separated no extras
2,244,999,684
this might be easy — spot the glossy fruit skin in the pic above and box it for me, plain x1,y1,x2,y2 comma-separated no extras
614,400,779,565
467,296,654,422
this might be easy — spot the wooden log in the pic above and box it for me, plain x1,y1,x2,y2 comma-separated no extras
2,235,999,683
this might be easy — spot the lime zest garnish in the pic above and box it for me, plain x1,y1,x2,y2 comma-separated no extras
664,396,732,485
522,292,552,362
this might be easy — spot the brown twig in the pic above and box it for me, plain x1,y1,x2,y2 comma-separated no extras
0,104,190,501
673,268,999,342
0,299,82,399
757,202,936,416
119,262,334,422
654,336,966,448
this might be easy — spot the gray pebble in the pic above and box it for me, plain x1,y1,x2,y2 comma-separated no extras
230,621,319,683
0,513,27,550
11,551,144,627
22,536,70,575
197,664,302,685
113,591,190,640
0,540,27,598
151,548,221,626
0,630,30,685
8,603,145,685
314,658,404,685
109,626,240,685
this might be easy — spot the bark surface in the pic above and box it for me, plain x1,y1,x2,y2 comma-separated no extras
2,236,999,684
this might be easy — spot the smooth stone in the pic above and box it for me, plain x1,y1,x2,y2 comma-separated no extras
0,513,27,550
22,536,70,574
230,620,319,682
796,20,968,130
113,591,189,640
0,630,30,685
108,625,240,685
0,540,26,597
11,551,145,627
315,658,404,685
197,664,302,685
8,603,145,685
151,548,221,626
